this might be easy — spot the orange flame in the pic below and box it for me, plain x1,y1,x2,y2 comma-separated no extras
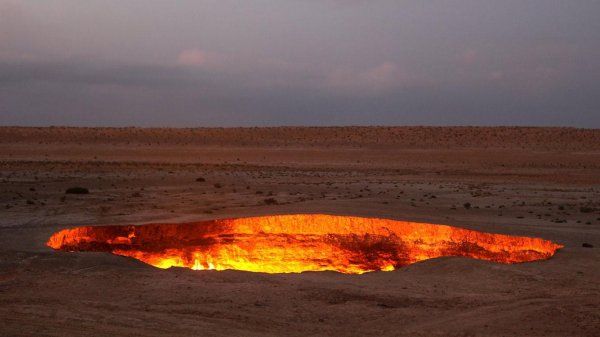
47,214,563,274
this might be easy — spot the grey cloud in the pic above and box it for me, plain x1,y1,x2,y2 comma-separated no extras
1,59,598,128
0,61,203,88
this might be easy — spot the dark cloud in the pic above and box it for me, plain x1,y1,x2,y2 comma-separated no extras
0,61,202,88
1,59,598,127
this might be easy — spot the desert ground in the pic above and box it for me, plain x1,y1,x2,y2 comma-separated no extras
0,126,599,337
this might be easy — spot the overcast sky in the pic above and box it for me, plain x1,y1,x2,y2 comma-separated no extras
1,0,599,127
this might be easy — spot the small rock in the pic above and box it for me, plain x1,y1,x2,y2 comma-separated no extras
582,243,594,248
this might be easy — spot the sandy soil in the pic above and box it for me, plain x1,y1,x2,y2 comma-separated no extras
1,126,599,336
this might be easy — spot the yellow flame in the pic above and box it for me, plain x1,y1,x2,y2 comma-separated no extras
47,214,563,274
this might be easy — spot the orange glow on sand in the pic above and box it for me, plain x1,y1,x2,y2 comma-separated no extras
47,214,563,274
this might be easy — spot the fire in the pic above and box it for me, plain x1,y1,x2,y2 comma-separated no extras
47,214,563,274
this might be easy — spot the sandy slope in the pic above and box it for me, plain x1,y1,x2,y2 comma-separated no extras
0,127,599,336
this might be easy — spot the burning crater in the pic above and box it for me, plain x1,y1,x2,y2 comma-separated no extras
47,214,563,274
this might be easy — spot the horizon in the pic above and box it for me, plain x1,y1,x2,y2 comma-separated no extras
0,124,600,131
1,124,600,130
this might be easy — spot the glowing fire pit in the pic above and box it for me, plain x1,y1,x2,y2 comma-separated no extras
47,214,562,274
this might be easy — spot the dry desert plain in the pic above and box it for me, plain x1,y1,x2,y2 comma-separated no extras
0,126,599,336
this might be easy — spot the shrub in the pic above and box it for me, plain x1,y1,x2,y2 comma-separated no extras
65,187,89,194
264,198,278,205
580,206,595,213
